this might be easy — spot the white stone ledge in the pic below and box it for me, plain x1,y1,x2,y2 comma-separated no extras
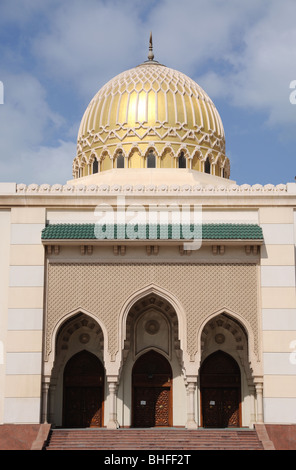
0,183,16,194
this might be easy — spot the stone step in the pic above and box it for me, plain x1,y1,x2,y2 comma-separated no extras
45,428,264,450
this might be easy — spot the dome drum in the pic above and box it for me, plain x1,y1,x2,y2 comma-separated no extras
73,144,229,179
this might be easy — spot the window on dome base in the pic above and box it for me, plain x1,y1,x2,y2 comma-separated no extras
93,159,98,174
205,157,211,174
147,151,156,168
117,153,125,169
178,152,186,168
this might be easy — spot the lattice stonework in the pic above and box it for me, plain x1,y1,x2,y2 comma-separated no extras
45,263,259,360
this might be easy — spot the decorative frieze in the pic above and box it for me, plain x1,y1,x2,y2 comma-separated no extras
16,182,288,195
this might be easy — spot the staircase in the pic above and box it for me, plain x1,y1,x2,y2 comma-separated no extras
44,428,264,450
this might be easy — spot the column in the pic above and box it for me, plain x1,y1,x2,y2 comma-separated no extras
107,379,119,429
48,382,56,425
254,379,264,424
260,207,296,423
41,377,50,423
186,379,198,429
6,207,45,423
248,381,256,427
0,209,10,424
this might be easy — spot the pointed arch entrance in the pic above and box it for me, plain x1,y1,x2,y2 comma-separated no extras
132,350,173,428
200,351,241,428
63,350,105,428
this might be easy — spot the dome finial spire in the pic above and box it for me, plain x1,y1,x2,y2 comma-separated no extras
148,32,154,61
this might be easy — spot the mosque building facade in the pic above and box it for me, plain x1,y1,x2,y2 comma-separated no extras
0,38,296,448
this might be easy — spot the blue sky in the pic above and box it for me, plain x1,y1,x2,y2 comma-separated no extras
0,0,295,186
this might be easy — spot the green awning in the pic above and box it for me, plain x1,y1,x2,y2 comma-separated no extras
42,223,263,241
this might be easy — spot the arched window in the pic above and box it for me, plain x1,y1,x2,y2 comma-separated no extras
117,153,125,169
178,152,186,168
93,159,98,174
147,150,156,168
205,157,211,174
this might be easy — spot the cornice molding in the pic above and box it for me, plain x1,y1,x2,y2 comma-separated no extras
15,182,288,195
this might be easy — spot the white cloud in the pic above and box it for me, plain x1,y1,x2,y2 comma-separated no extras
0,0,50,24
20,140,76,185
0,139,76,185
3,72,63,141
193,0,296,129
31,0,148,98
28,0,296,130
0,72,74,183
234,1,296,127
147,0,266,72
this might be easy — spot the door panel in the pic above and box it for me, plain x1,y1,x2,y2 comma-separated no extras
221,388,240,428
202,388,240,428
64,387,83,428
63,351,104,428
133,386,171,427
155,388,170,426
134,387,156,428
202,388,220,428
84,387,103,427
132,351,172,428
64,386,103,428
201,351,241,428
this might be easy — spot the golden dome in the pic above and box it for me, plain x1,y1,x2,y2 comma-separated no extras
73,41,229,179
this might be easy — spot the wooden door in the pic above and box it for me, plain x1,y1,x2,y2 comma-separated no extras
221,388,241,427
133,386,171,427
132,351,172,427
154,387,170,426
202,387,240,428
63,350,104,428
64,386,103,428
201,351,241,428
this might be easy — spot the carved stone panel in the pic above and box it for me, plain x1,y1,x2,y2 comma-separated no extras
46,263,259,361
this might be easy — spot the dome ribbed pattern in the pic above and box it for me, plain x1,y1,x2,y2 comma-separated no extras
73,62,229,179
